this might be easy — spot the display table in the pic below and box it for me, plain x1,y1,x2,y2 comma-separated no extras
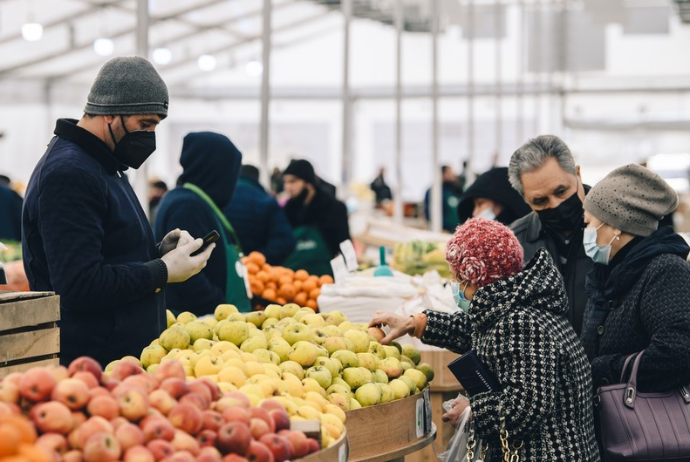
299,430,349,462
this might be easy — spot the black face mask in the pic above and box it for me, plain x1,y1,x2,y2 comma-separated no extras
108,116,156,169
292,187,310,206
536,190,584,233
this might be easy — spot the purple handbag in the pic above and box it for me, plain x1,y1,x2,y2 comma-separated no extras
595,351,690,461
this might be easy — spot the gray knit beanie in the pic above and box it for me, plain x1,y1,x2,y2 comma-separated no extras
584,164,678,237
84,56,168,118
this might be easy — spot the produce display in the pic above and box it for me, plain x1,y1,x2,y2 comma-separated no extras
125,304,434,448
0,356,323,462
392,241,450,278
241,252,334,310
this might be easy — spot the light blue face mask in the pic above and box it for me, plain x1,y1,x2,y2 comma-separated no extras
476,207,496,221
451,282,471,313
583,223,616,265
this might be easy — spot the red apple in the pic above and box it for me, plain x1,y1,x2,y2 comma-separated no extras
168,403,203,435
142,418,175,442
162,451,195,462
367,327,386,342
305,438,320,455
68,429,81,449
278,430,308,458
0,380,19,404
180,393,209,411
33,401,74,434
188,382,212,403
69,357,104,381
89,387,111,400
63,449,84,462
249,409,275,433
52,378,90,410
123,375,157,394
198,446,222,462
171,429,200,456
146,440,175,462
267,410,289,433
123,445,155,462
244,440,274,462
216,422,251,456
249,418,270,440
148,390,176,415
154,362,186,383
36,432,69,455
101,376,120,392
117,387,149,422
115,423,145,451
258,400,284,414
221,455,249,462
139,413,166,430
0,402,17,417
258,434,291,462
196,430,217,448
76,417,115,450
47,365,71,382
225,392,251,409
83,432,122,462
195,378,221,402
110,416,129,430
19,367,57,402
201,410,223,432
159,378,189,400
72,411,88,430
87,395,120,421
110,361,144,382
220,407,250,426
73,372,100,390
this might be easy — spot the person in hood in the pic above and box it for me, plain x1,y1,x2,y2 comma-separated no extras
508,135,592,335
155,132,250,315
22,57,212,367
282,159,350,276
223,164,296,265
456,166,531,225
580,164,690,394
369,218,599,462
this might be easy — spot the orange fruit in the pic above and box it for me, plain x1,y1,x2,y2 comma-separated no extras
250,280,265,296
302,279,317,293
270,268,282,283
306,300,318,310
283,268,295,278
276,297,287,305
265,282,277,290
294,270,309,281
279,284,296,300
309,288,321,300
319,275,334,286
248,252,266,266
293,280,303,292
294,292,308,307
245,262,260,275
262,289,277,301
0,417,36,444
0,424,20,457
255,271,270,283
18,444,52,462
278,276,293,286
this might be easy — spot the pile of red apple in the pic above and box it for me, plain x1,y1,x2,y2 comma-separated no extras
0,357,322,462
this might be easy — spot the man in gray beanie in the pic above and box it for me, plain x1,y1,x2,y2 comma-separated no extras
580,164,690,410
22,57,214,367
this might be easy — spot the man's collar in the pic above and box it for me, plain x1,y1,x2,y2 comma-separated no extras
54,118,125,175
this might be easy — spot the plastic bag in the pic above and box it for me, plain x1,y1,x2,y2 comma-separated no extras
437,405,473,462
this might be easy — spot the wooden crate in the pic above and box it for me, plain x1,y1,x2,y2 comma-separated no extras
420,348,462,392
345,388,435,462
0,291,60,376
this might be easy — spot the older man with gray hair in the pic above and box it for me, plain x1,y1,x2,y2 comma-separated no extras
508,135,592,334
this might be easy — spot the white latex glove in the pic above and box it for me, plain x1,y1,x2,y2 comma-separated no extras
442,395,471,427
161,238,215,283
159,229,195,256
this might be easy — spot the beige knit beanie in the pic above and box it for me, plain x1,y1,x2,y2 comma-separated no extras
584,164,678,237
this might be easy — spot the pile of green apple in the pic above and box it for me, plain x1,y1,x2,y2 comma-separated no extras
125,303,434,444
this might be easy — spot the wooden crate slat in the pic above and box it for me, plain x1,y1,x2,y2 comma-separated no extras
0,296,60,330
0,328,59,362
0,291,55,303
0,358,59,377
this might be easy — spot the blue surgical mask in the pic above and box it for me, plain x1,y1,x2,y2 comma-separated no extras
476,207,496,221
583,223,616,265
451,282,471,313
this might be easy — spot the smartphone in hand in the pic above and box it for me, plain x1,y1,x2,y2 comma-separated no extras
191,230,220,256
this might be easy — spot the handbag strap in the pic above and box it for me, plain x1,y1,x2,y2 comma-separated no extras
619,353,639,383
623,351,645,409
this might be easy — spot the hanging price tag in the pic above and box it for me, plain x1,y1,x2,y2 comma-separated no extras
330,255,349,284
339,240,358,272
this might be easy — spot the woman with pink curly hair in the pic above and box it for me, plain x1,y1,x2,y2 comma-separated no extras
370,218,599,461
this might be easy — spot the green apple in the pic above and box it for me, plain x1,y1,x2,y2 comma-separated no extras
356,353,379,372
305,366,332,389
354,383,382,407
140,345,167,368
159,326,191,351
368,342,387,359
240,333,268,353
322,337,348,355
268,338,292,362
262,317,279,329
401,344,421,365
400,355,415,366
217,321,250,346
331,350,359,368
342,367,373,390
227,313,245,322
192,338,215,352
214,304,239,321
404,369,428,390
211,341,238,356
382,346,401,360
373,369,389,384
301,313,327,328
176,311,197,325
327,392,351,411
338,321,361,333
264,304,282,319
389,379,411,400
253,349,280,365
327,311,347,326
166,310,176,328
310,328,330,345
350,398,362,410
322,325,343,337
245,311,267,328
289,341,319,367
416,363,435,382
331,377,352,391
281,323,312,345
184,320,213,344
378,383,395,404
293,308,315,322
302,378,327,397
279,360,305,379
402,362,413,372
213,319,228,336
378,357,403,379
277,317,297,327
314,357,342,379
344,330,370,353
280,303,301,319
327,384,351,396
194,355,224,376
315,345,329,358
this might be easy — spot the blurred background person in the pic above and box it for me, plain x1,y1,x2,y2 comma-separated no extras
424,165,463,232
456,166,532,226
155,132,251,315
148,179,168,224
270,167,284,195
370,166,393,206
224,164,296,265
282,159,350,276
0,174,23,242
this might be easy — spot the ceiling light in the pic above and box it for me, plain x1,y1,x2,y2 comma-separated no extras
153,47,172,65
245,60,263,76
198,55,217,72
94,38,114,56
21,23,43,42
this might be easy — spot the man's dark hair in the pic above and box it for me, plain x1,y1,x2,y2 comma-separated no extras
240,164,260,182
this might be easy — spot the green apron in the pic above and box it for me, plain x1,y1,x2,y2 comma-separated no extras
283,225,334,277
183,183,251,313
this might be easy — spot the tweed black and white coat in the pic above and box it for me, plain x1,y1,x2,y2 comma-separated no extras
422,249,600,461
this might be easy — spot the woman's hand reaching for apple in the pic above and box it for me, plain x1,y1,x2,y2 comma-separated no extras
368,311,414,345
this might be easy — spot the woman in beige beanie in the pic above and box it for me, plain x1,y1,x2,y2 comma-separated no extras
581,164,690,448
